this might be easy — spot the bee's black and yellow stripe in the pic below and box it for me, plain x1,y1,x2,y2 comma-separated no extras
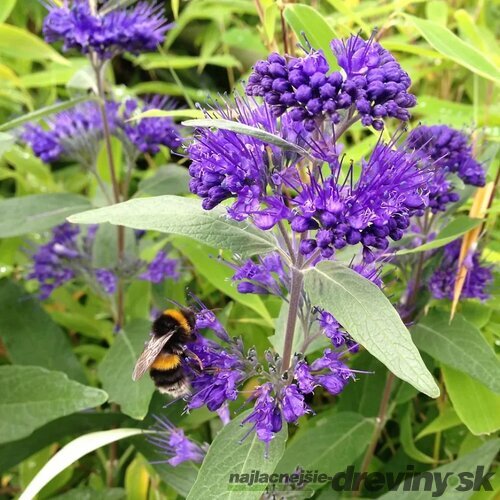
150,353,188,394
149,308,196,396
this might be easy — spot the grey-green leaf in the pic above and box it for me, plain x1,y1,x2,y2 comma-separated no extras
98,320,155,420
182,118,309,155
0,193,92,237
187,410,287,500
276,411,375,491
303,261,440,398
0,365,108,444
0,280,86,383
413,312,500,394
135,165,190,197
68,196,278,257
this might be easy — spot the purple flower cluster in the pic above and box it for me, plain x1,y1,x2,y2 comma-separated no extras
309,349,355,395
29,223,180,298
428,240,492,301
122,97,183,154
43,1,171,59
246,34,416,131
407,125,485,187
187,337,247,412
317,310,344,346
22,102,117,164
241,383,285,450
95,268,118,294
28,223,117,298
239,348,355,451
153,299,361,451
149,416,207,466
406,125,485,212
187,98,305,225
139,251,179,284
231,253,289,296
22,98,181,164
291,142,431,262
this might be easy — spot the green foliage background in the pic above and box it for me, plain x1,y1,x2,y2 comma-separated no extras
0,0,498,499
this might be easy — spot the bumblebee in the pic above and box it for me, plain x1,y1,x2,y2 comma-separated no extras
132,307,201,397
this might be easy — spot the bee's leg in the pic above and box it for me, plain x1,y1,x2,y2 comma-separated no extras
183,348,204,371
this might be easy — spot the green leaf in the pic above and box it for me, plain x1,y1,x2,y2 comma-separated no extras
138,54,242,70
399,404,435,464
0,0,16,23
405,15,500,83
442,364,500,436
0,193,92,237
0,412,126,473
91,223,136,269
182,119,309,156
187,411,287,500
416,406,462,440
135,165,190,197
20,428,144,500
303,261,439,398
52,488,126,500
0,24,68,65
0,280,86,383
336,352,388,418
19,61,88,89
425,0,448,25
0,131,15,157
98,320,155,420
172,237,273,325
284,4,339,70
412,312,500,394
128,109,204,121
68,196,279,258
396,216,483,255
379,438,500,499
0,96,91,132
325,0,370,32
276,412,374,490
0,366,108,445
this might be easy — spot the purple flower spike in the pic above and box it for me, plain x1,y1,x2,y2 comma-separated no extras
428,240,493,301
187,338,246,411
28,223,81,299
294,361,316,394
317,310,344,346
22,101,118,164
149,416,207,466
231,252,289,297
139,251,179,284
95,268,117,294
311,349,355,395
246,33,416,130
406,125,485,212
195,307,231,342
43,1,172,59
187,97,304,225
291,140,431,260
241,383,283,453
281,384,311,423
122,96,183,154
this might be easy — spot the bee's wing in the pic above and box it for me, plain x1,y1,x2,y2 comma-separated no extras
132,332,175,381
